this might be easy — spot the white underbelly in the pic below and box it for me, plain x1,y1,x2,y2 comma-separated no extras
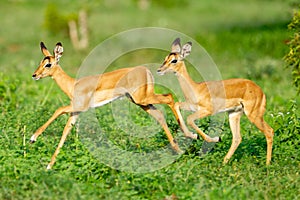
90,96,123,108
217,104,243,114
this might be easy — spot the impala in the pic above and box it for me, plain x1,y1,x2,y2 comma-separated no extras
157,38,274,165
31,42,182,169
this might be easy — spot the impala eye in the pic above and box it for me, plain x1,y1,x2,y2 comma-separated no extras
45,63,52,68
171,59,177,64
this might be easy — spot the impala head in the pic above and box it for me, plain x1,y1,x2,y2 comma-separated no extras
32,42,63,80
157,38,192,75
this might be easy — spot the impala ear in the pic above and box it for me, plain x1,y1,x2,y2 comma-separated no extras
40,42,51,56
181,42,192,58
171,38,181,53
54,42,63,64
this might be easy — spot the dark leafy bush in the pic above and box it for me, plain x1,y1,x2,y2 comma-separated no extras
284,6,300,94
0,73,18,110
43,3,78,37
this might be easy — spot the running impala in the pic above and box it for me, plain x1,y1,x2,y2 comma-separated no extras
157,38,274,165
31,42,182,169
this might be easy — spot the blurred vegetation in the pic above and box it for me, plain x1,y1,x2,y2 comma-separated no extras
43,3,71,36
284,4,300,94
0,73,18,110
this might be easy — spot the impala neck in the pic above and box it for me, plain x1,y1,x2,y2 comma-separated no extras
176,62,198,102
51,65,75,99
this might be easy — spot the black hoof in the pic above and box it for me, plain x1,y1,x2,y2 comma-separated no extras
218,137,222,142
29,140,35,144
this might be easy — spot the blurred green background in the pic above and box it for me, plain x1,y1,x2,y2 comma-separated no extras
0,0,297,101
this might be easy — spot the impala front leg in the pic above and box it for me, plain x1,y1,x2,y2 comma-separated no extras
175,102,198,139
30,105,73,143
47,112,79,170
187,110,220,143
223,111,243,164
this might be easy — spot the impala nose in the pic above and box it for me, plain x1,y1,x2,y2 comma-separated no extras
32,74,40,80
157,68,164,75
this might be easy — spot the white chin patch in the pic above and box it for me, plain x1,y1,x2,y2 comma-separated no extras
33,77,40,80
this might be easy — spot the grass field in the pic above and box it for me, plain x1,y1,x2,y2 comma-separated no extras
0,1,299,199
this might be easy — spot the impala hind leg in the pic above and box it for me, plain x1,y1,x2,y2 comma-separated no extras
255,120,273,165
30,105,73,143
139,93,181,126
223,111,243,164
186,109,220,142
247,115,274,165
47,112,79,170
140,104,183,154
151,97,197,139
244,102,274,165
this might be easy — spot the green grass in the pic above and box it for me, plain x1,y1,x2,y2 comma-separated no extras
0,0,299,199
